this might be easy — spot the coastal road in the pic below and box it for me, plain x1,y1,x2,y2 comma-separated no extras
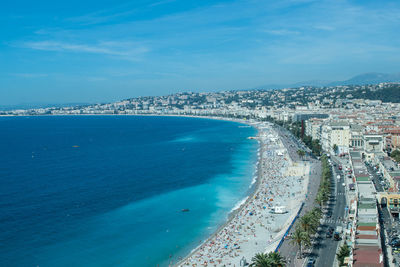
310,156,347,267
273,126,322,266
274,126,308,162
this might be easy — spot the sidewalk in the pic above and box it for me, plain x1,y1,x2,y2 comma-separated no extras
278,158,322,266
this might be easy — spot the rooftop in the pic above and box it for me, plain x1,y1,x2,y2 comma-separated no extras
353,245,383,267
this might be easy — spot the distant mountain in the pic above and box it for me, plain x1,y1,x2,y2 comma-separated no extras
291,80,332,87
254,72,400,90
328,72,400,86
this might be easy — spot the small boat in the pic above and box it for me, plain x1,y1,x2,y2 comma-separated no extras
72,145,80,148
181,209,190,212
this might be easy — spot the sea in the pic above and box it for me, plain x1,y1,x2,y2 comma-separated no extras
0,115,258,267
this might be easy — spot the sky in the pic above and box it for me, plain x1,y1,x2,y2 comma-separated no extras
1,0,400,105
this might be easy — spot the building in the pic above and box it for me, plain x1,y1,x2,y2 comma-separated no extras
292,113,329,122
350,124,364,149
305,118,324,140
330,121,351,154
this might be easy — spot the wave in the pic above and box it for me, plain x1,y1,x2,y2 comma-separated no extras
230,196,249,213
249,175,257,188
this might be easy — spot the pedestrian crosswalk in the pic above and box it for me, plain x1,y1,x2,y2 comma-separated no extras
322,218,344,224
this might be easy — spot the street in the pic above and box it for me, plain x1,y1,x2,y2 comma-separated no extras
310,155,347,267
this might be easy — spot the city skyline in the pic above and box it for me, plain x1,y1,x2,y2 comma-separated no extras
1,0,400,105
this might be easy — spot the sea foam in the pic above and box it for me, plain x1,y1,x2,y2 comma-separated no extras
230,196,249,213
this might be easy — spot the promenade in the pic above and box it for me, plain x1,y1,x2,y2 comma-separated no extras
274,126,322,267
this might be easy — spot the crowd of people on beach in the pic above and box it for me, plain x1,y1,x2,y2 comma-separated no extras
178,124,308,267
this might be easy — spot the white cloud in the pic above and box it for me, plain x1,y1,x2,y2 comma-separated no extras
11,73,48,78
22,41,149,59
263,29,301,36
313,25,335,31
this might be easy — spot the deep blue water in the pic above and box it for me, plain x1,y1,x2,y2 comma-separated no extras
0,116,257,267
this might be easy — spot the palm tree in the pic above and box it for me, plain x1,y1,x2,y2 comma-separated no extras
290,226,310,258
336,244,350,266
320,186,330,203
300,214,318,235
267,252,287,267
315,191,324,207
250,253,270,267
297,149,306,160
310,207,322,220
250,252,287,267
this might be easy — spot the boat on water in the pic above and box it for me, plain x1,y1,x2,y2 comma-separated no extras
181,208,190,212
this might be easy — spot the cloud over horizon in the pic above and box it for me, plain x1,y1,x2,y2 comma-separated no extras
1,0,400,105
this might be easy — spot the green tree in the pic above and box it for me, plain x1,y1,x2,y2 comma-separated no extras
300,213,319,235
266,252,287,267
250,253,270,267
303,135,312,147
332,144,338,155
310,207,322,220
336,244,350,266
315,191,325,207
297,149,306,160
391,150,400,163
290,226,310,258
250,252,286,267
311,139,321,156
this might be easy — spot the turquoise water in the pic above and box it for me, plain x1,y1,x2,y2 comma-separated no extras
0,116,257,266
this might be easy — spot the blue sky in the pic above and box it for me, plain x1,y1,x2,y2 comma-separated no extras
1,0,400,105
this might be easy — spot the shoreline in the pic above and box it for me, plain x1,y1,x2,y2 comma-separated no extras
2,114,309,266
175,120,309,266
172,120,264,266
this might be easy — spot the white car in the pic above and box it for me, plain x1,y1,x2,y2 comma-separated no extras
337,175,341,180
342,183,346,186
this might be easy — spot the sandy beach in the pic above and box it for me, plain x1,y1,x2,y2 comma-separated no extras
175,121,310,267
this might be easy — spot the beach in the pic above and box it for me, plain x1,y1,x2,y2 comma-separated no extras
176,121,310,266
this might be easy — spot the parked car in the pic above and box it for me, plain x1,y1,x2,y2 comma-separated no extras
326,231,332,238
307,257,316,267
390,237,400,246
334,226,343,241
391,240,400,247
334,232,341,241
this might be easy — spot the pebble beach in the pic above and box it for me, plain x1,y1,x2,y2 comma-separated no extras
177,122,310,267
